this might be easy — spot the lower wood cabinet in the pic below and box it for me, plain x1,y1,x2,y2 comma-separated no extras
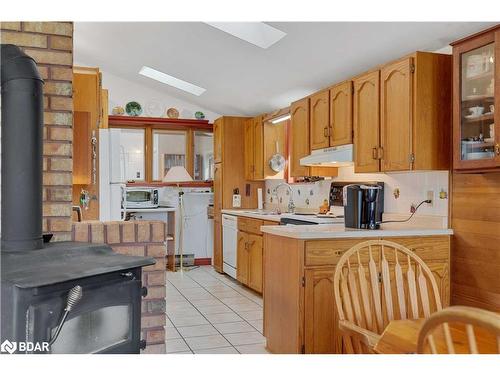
263,234,451,354
237,231,249,285
213,216,223,272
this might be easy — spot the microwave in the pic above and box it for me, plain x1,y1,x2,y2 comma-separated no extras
122,187,159,209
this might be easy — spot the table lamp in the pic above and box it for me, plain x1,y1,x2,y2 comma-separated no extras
163,166,193,272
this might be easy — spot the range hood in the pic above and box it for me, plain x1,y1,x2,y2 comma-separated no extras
300,144,354,167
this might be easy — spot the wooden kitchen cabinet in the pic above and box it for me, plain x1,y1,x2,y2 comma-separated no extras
290,98,311,177
237,231,249,284
380,57,413,171
353,70,381,173
353,52,451,173
304,267,341,354
247,233,263,293
310,90,330,150
244,115,265,180
329,81,353,147
263,234,451,354
451,25,500,172
213,117,265,273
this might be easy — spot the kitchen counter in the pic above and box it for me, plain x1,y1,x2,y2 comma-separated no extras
221,209,344,224
260,223,453,239
121,206,176,213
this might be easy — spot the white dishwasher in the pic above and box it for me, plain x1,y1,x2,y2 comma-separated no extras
222,214,238,279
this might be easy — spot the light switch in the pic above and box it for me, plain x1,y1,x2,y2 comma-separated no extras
232,194,241,208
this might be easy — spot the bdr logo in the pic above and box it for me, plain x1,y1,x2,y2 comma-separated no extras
1,339,49,354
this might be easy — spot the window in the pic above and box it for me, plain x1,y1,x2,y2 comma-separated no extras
109,128,145,182
194,131,214,181
153,130,186,180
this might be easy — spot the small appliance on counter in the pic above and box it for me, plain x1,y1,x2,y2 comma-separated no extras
122,187,159,209
342,183,384,230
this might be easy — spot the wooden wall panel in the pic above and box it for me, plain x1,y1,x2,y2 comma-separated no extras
451,172,500,312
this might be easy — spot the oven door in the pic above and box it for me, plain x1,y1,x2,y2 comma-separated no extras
26,269,143,354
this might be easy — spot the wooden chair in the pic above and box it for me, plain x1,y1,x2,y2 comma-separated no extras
333,239,442,353
417,305,500,354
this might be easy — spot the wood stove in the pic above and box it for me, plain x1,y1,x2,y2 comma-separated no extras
0,44,154,354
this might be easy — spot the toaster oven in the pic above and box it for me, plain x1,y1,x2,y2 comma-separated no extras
122,187,159,209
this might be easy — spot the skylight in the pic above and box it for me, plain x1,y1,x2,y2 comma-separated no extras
205,22,286,49
138,66,206,96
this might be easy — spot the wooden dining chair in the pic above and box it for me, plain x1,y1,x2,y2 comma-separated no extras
333,239,442,353
417,305,500,354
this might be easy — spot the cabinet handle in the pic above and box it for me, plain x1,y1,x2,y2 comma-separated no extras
378,147,384,160
495,144,500,156
324,127,329,138
372,147,378,160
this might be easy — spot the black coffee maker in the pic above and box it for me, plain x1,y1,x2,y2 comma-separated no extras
343,183,384,230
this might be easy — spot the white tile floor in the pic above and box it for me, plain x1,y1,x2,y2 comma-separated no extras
165,265,270,354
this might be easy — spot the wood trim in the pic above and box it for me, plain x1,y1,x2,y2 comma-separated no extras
108,115,212,129
450,24,500,46
262,107,290,123
194,257,212,266
186,129,195,177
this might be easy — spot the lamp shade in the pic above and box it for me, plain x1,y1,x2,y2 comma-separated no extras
162,166,193,182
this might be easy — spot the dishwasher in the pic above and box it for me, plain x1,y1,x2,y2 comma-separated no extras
222,214,238,279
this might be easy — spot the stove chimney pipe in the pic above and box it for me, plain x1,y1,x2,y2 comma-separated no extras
1,44,44,251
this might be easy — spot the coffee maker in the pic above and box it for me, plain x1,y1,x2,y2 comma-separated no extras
343,183,384,229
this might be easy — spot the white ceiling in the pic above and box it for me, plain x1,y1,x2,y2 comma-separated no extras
74,22,495,116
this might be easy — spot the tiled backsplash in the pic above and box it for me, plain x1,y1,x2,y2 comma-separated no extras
265,166,449,221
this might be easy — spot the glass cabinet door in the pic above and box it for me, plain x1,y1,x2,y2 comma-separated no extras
459,42,496,162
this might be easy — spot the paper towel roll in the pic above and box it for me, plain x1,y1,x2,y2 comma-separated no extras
257,188,263,210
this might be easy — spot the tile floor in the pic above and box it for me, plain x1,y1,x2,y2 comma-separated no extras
165,265,270,354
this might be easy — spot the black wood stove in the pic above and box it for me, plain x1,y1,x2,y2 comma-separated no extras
0,44,155,354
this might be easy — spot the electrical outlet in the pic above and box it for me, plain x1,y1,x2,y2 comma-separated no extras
426,190,434,206
232,194,241,208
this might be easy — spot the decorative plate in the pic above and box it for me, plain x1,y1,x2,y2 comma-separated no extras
125,101,143,116
166,107,179,119
112,106,125,116
195,111,205,120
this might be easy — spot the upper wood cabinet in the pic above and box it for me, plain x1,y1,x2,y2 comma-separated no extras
290,98,311,177
310,90,330,150
244,115,265,180
381,57,414,171
452,25,500,172
353,52,451,172
329,81,353,146
353,70,380,173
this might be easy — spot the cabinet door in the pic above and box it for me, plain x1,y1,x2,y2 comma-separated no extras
247,234,263,293
329,81,353,146
453,31,500,170
213,163,222,217
214,118,223,164
310,90,330,150
381,57,413,171
353,71,381,173
213,217,223,272
253,116,265,180
290,98,310,177
236,231,249,285
304,268,341,353
244,119,255,180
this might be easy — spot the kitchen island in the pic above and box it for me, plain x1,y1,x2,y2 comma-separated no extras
260,223,452,354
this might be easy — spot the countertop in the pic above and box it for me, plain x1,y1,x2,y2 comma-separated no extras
221,209,345,224
121,206,176,213
260,223,453,239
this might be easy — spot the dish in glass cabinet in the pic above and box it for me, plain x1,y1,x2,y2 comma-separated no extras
125,101,143,116
166,107,179,119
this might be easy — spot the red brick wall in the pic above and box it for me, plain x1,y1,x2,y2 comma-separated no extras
1,22,73,241
72,220,167,354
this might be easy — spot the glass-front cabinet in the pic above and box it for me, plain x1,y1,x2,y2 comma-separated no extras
453,26,500,170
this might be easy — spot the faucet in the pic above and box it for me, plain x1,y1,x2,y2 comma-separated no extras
274,182,295,213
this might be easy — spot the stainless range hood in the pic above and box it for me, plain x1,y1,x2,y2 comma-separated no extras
300,144,354,167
